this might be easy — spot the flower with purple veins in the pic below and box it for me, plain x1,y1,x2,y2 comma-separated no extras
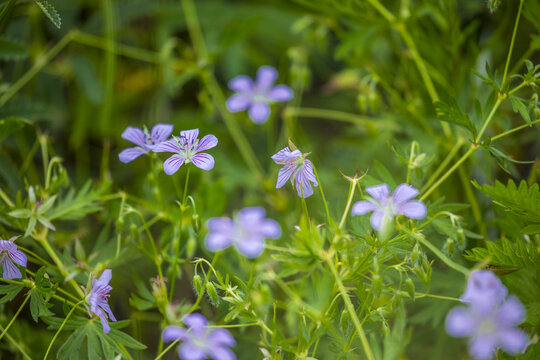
162,313,236,360
271,144,318,198
226,65,293,124
119,123,173,163
205,207,281,258
87,269,117,334
445,271,529,360
351,183,426,230
0,237,27,280
153,129,217,175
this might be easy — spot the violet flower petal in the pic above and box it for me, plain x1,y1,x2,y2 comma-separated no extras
2,256,21,279
235,237,265,258
370,211,385,230
497,296,526,325
207,328,236,347
397,200,427,219
498,328,528,355
267,85,293,102
226,94,251,112
208,346,237,360
445,307,476,337
302,160,318,185
163,156,185,175
119,147,148,163
461,270,507,312
276,164,295,188
191,153,215,171
468,334,497,360
207,218,235,233
153,139,182,153
295,170,314,198
352,201,378,215
228,75,253,93
260,219,281,239
181,129,199,145
196,135,218,152
178,342,207,360
8,248,26,267
271,147,302,164
255,66,278,92
151,124,174,143
366,184,390,204
238,207,266,224
392,183,419,206
121,127,147,148
183,313,208,331
162,326,188,342
205,232,233,252
248,102,271,124
97,308,111,334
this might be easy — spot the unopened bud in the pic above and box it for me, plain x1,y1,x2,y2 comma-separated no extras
405,278,415,300
206,282,219,306
192,274,203,296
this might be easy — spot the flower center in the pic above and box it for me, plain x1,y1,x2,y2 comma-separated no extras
175,135,199,161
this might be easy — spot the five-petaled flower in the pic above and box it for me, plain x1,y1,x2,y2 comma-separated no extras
119,124,173,163
162,313,236,360
88,269,117,334
271,144,318,198
205,207,281,258
0,237,27,280
226,65,293,124
154,129,218,175
445,270,529,360
351,183,426,230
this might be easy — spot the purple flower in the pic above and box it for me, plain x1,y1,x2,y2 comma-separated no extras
0,237,27,280
460,270,508,313
445,271,529,360
205,207,281,258
119,124,173,163
154,129,217,175
351,183,426,230
271,146,318,198
88,269,117,334
162,313,236,360
226,65,293,124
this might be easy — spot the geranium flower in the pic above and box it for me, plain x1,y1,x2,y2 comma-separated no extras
119,124,173,163
0,237,27,280
226,65,293,124
205,207,281,258
445,271,529,360
87,269,117,334
271,144,318,198
154,129,218,175
162,313,236,360
351,183,426,230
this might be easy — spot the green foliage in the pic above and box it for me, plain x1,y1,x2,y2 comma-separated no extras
434,98,477,140
34,0,61,29
0,37,27,60
465,237,540,270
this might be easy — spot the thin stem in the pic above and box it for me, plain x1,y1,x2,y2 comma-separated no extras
181,0,207,59
404,229,469,276
324,253,375,360
312,165,333,226
338,180,356,230
421,138,464,193
0,289,32,341
43,300,84,360
154,340,178,360
477,98,503,141
182,167,191,205
491,119,540,141
501,0,524,90
188,253,220,313
0,323,32,360
300,185,311,228
406,141,417,184
284,107,382,127
0,188,14,207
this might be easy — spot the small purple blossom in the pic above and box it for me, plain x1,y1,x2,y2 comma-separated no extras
226,65,293,124
271,145,318,198
162,313,236,360
0,237,27,280
351,183,426,230
153,129,217,175
119,124,173,163
88,269,117,334
445,271,529,360
205,207,281,258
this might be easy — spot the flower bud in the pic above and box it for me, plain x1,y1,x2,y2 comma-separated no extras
340,309,349,330
405,278,415,300
206,282,220,306
443,238,455,257
456,228,466,248
192,274,203,296
129,223,140,242
116,217,125,233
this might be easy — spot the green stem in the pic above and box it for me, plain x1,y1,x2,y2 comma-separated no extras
405,229,469,276
284,107,381,127
182,167,191,205
491,119,540,141
43,300,84,360
421,138,464,193
188,253,219,313
477,98,503,140
312,165,333,226
0,323,32,360
0,289,31,341
501,0,524,90
180,0,207,59
0,188,14,207
154,340,178,360
338,180,356,230
300,185,311,228
99,0,116,134
406,141,417,184
0,31,74,107
324,254,375,360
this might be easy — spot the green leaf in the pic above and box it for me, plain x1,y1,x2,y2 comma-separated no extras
0,37,27,60
434,98,477,139
48,181,104,220
8,209,32,218
107,328,147,350
30,290,54,322
0,284,24,304
509,95,532,125
521,224,540,235
34,0,61,29
0,117,27,143
464,237,540,269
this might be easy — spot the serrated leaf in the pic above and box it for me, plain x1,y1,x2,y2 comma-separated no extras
0,284,24,304
434,98,477,139
509,95,532,125
30,290,54,322
464,237,540,269
107,328,147,350
34,0,61,29
0,37,27,60
48,181,104,220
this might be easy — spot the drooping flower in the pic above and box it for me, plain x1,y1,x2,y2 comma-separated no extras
271,144,318,198
226,65,293,124
445,271,529,360
119,123,173,163
205,207,281,258
351,183,426,230
0,237,27,280
87,269,117,334
153,129,217,175
162,313,236,360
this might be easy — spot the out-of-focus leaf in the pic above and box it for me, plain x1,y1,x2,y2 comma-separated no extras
0,117,27,143
34,0,61,29
0,37,27,60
